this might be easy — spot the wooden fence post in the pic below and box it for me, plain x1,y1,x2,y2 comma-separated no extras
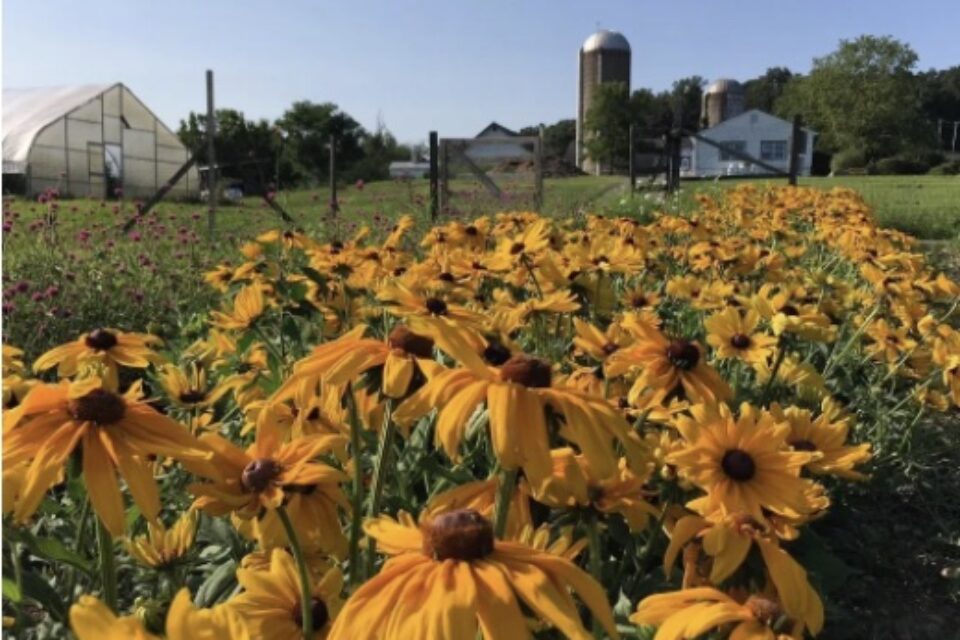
429,131,438,220
788,115,802,186
206,70,216,238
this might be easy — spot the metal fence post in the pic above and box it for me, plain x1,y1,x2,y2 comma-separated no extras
206,70,216,238
429,131,438,220
628,124,636,194
534,126,544,212
788,115,802,186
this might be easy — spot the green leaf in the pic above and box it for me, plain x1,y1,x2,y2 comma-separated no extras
31,537,94,576
2,577,22,603
195,559,238,607
20,571,67,623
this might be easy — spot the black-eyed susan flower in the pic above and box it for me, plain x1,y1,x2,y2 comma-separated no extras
229,548,343,639
158,362,238,411
188,427,347,522
33,328,161,389
394,327,644,487
124,509,199,569
328,509,618,639
631,585,821,640
3,378,210,536
704,307,778,367
70,588,248,639
668,403,817,524
606,318,732,404
769,404,871,480
211,284,267,330
377,282,485,329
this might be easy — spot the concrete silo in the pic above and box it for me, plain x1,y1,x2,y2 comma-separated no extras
701,79,746,129
577,29,631,174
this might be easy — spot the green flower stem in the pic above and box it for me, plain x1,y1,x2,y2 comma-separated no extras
96,518,118,612
365,400,395,574
10,541,26,630
761,337,787,403
521,255,544,300
584,511,604,639
277,505,313,640
493,467,519,539
344,387,366,587
64,496,91,600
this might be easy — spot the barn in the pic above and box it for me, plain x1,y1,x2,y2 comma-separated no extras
684,109,816,178
2,83,198,199
466,122,535,163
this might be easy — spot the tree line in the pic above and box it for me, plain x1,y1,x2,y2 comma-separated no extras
177,103,412,194
575,35,960,175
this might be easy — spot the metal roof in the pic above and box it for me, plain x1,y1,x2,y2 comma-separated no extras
2,84,114,173
704,78,744,94
582,30,630,53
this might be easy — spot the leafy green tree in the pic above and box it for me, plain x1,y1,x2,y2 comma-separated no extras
584,82,633,171
177,109,278,193
671,76,707,132
519,119,577,161
776,35,931,158
744,67,794,112
349,118,409,181
919,66,960,149
276,101,366,184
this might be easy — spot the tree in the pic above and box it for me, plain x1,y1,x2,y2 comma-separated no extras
519,119,576,161
584,82,633,171
671,76,707,132
776,35,931,159
177,109,278,193
744,67,794,112
919,66,960,150
275,101,366,184
349,117,408,181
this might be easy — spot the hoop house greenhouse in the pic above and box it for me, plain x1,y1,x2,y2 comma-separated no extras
2,83,198,199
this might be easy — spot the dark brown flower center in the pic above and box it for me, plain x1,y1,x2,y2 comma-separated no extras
721,449,756,481
424,297,448,316
745,595,783,625
790,439,818,452
388,325,435,359
779,304,799,316
438,272,455,283
422,509,494,561
730,333,752,349
293,597,329,630
482,341,512,366
500,354,551,388
68,388,126,425
631,295,647,308
178,389,207,404
601,342,620,356
241,458,282,493
666,340,700,371
306,407,321,421
84,328,118,351
509,242,525,255
465,225,479,236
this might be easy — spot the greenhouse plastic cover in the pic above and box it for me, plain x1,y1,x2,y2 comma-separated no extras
2,84,112,173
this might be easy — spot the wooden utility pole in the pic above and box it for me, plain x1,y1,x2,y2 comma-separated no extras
329,134,338,218
206,70,217,237
628,124,636,193
429,131,438,220
788,114,802,186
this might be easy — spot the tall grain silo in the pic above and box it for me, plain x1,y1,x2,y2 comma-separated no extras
701,79,746,129
577,29,631,174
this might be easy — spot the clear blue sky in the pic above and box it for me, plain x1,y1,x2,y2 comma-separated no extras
3,0,958,144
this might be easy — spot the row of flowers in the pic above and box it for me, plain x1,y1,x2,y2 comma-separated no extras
3,184,958,639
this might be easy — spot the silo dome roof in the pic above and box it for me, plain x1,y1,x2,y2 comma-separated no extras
582,30,630,53
705,78,744,94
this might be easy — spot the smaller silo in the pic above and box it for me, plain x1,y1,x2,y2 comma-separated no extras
701,79,746,129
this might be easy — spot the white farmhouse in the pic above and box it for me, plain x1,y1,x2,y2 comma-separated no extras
683,109,816,178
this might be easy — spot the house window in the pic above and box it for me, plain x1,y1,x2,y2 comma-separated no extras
760,140,787,161
718,140,747,161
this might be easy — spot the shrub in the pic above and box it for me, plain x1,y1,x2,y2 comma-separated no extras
871,155,932,175
928,159,960,175
830,148,868,174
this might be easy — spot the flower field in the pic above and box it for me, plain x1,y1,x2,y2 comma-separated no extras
3,184,959,639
